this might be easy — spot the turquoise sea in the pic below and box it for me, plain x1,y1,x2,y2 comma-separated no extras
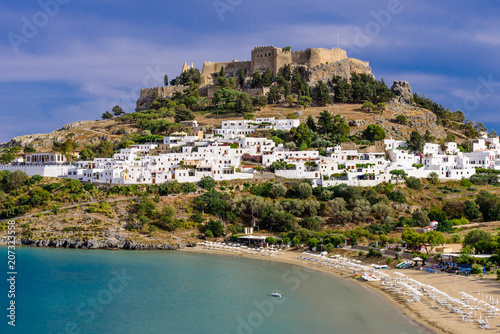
0,247,426,334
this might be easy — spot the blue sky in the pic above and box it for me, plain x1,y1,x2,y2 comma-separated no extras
1,0,500,142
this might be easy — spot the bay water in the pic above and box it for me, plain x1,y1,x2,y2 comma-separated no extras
0,247,425,334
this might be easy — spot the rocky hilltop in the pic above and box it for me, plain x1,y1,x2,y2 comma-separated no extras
0,119,135,151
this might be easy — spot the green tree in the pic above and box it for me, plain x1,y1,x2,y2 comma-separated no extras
476,190,500,221
463,229,491,250
317,110,333,135
206,219,224,237
405,177,422,190
389,170,407,183
298,96,311,109
101,111,113,119
170,68,201,86
93,141,114,158
250,71,262,88
4,170,29,192
252,95,267,109
265,236,276,245
0,153,15,163
464,200,480,220
164,75,168,86
436,220,454,233
401,227,420,247
261,69,274,87
182,182,197,193
267,85,281,104
363,124,386,142
23,146,36,153
292,124,312,147
362,101,377,112
174,104,195,123
407,131,425,152
281,64,292,81
269,183,287,198
53,139,78,161
395,115,407,124
235,93,254,114
312,81,332,106
297,183,313,199
112,105,124,117
195,190,228,217
331,76,352,103
79,147,94,161
427,172,439,185
238,69,246,88
198,176,216,190
419,231,445,254
412,209,430,227
306,115,317,132
308,237,319,250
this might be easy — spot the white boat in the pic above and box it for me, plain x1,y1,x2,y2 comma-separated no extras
372,264,388,269
361,274,381,282
272,292,282,298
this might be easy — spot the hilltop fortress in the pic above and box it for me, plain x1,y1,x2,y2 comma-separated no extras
137,46,372,110
199,46,370,85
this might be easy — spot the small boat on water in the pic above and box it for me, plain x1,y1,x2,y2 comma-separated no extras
353,274,363,279
272,292,282,298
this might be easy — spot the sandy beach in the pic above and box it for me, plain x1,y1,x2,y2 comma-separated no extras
183,246,500,334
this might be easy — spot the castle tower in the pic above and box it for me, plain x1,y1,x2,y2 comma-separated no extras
181,62,190,73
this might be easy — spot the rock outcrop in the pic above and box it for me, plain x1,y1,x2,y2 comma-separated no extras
20,237,187,250
391,81,413,104
305,58,373,86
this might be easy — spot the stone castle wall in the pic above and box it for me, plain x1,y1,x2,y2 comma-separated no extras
309,48,347,68
136,85,188,111
291,50,309,65
139,86,188,99
249,46,349,75
201,60,251,85
251,46,279,73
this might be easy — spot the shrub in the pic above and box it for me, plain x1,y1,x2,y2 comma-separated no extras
405,177,422,191
198,176,216,190
470,263,482,275
395,115,407,124
204,229,214,238
460,178,472,187
388,189,406,203
367,248,382,257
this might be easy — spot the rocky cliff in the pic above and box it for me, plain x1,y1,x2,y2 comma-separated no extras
307,58,372,86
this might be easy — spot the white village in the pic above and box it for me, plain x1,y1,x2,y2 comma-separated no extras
1,116,498,186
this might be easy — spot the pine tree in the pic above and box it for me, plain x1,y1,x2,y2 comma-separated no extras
312,81,332,106
267,86,281,104
317,110,333,135
281,64,292,81
306,115,317,132
262,69,274,87
238,69,246,88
